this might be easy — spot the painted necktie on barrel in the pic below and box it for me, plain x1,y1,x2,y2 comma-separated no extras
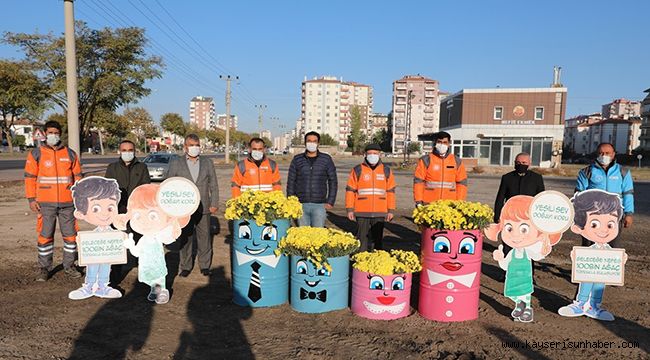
248,261,262,302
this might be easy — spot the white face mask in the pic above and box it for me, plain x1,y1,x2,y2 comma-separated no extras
597,155,612,166
187,146,201,158
120,151,135,162
46,134,60,146
251,150,264,161
305,142,318,153
435,143,449,154
366,154,380,165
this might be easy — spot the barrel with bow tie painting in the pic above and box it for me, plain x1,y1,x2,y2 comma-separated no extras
276,227,360,313
225,191,303,307
231,219,290,307
412,201,494,322
290,256,349,313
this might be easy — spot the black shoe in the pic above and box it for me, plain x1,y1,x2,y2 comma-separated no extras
200,269,211,276
64,266,83,279
36,269,49,282
179,270,191,277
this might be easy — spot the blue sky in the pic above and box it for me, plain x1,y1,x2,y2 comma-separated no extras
2,0,649,136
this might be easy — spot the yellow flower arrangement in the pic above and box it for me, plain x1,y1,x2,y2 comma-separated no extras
412,200,493,230
275,227,360,271
225,190,303,225
351,250,422,275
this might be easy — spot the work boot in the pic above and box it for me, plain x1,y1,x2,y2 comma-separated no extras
36,268,49,282
64,266,83,279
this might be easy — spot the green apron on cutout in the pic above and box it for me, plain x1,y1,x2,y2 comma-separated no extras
504,249,533,297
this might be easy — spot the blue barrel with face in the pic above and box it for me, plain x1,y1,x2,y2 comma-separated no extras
290,255,349,313
232,219,290,307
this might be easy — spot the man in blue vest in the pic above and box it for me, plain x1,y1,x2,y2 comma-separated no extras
575,142,634,247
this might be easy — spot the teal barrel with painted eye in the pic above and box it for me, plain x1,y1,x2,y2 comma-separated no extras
232,219,289,307
290,255,349,313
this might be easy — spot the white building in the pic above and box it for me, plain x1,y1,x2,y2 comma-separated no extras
300,76,373,147
602,98,641,119
214,114,238,130
189,96,215,130
564,114,602,155
640,88,650,150
367,113,389,137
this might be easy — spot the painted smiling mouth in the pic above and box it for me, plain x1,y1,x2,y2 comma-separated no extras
245,246,269,255
304,279,321,287
363,301,406,314
376,296,395,305
441,262,463,271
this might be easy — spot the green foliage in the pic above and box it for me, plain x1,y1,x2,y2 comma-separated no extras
407,141,421,155
291,135,302,146
0,60,48,153
371,129,392,152
3,22,163,142
348,105,366,153
206,129,225,146
13,134,26,147
123,107,158,144
160,113,186,137
320,133,337,146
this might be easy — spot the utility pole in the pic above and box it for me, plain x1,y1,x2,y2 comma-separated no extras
63,0,80,155
403,90,414,162
255,104,267,136
220,75,238,164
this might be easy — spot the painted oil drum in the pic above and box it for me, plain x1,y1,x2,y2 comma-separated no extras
418,228,483,322
351,269,412,320
232,218,290,307
290,255,349,313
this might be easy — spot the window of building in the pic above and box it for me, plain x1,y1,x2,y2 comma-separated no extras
535,107,544,120
494,106,503,120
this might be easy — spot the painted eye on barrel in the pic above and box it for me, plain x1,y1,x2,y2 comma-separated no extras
433,236,451,253
261,225,278,241
238,224,251,239
317,267,331,277
296,260,308,275
459,237,475,254
391,276,405,290
369,275,384,290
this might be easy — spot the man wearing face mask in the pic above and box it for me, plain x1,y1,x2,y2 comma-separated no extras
493,152,545,255
231,137,282,197
575,143,634,247
167,134,220,276
105,140,151,214
413,131,468,205
345,144,396,251
24,120,83,281
286,131,338,227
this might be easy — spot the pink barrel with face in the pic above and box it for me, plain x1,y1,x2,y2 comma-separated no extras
418,228,482,322
351,269,412,320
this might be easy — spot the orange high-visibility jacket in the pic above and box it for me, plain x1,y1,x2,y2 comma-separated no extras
345,162,396,218
24,145,82,206
231,157,282,197
413,152,467,203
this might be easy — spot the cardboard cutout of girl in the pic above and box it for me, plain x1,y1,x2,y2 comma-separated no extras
485,194,567,322
114,183,192,304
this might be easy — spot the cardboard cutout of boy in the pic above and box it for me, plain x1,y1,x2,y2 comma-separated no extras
485,191,573,322
69,176,125,300
558,189,627,321
114,178,199,304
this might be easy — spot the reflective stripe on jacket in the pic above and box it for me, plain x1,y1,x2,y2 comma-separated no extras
231,156,281,197
413,151,467,203
345,162,396,218
24,145,82,206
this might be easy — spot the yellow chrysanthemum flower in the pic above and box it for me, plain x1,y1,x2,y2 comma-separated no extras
225,190,303,225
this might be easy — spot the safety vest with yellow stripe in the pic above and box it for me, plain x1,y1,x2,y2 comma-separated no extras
24,145,82,206
345,162,396,218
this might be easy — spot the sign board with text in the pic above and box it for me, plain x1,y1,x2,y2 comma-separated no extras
157,177,201,217
77,230,127,266
571,246,625,286
530,190,574,234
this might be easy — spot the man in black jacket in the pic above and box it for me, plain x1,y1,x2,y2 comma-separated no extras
286,131,338,227
493,152,545,254
105,140,151,214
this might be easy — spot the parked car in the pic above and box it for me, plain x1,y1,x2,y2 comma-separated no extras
143,153,176,181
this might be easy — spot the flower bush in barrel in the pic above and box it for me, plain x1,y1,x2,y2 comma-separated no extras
413,200,493,322
350,250,422,320
225,190,302,307
275,227,360,313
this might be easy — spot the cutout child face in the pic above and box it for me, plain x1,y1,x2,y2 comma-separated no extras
500,219,541,249
76,197,118,227
572,211,619,244
129,207,171,236
234,221,279,257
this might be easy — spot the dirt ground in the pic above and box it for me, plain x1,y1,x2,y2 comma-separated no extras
0,165,648,360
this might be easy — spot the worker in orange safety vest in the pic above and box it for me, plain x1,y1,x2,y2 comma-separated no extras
24,120,83,281
413,131,467,204
231,137,281,198
345,143,396,251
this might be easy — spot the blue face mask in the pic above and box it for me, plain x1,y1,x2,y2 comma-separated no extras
366,154,380,165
